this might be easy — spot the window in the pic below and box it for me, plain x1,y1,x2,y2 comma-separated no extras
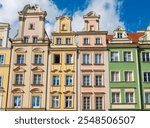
0,76,2,87
17,55,24,64
95,97,103,110
54,54,60,64
53,76,60,86
111,71,119,82
83,75,90,86
14,96,21,108
124,52,132,61
62,24,66,30
145,93,150,104
0,55,4,64
83,54,90,64
65,96,72,108
65,76,73,86
32,96,40,108
112,93,120,103
111,52,119,62
66,38,71,44
52,96,59,108
95,54,102,64
125,71,133,82
117,33,122,38
15,74,23,85
66,54,72,64
29,23,35,30
95,75,102,86
95,38,101,45
0,39,2,46
33,74,41,85
34,55,42,64
144,72,150,82
83,38,89,45
126,92,134,103
23,37,29,43
142,52,150,62
0,96,2,108
90,25,94,31
33,37,38,43
83,97,90,110
56,38,61,44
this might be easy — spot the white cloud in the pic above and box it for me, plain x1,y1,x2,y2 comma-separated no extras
72,0,125,33
0,0,124,38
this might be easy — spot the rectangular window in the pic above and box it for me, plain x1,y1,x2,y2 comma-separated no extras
126,92,134,103
124,52,132,61
17,55,24,64
23,37,29,43
29,23,35,30
0,39,2,46
95,75,102,86
111,52,119,62
145,93,150,104
90,25,94,31
0,55,4,64
15,74,23,85
117,33,122,38
53,76,60,86
95,38,101,45
0,96,2,108
83,97,90,110
33,37,38,43
33,74,41,85
14,96,21,108
83,38,89,45
32,96,40,108
144,72,150,82
83,54,90,64
52,96,59,108
112,93,120,103
83,75,90,86
0,76,2,87
95,54,102,64
66,54,72,64
34,55,42,64
95,97,103,110
142,52,150,62
66,38,71,44
65,76,73,86
111,71,119,82
125,71,133,81
54,54,60,64
65,96,72,108
56,38,61,44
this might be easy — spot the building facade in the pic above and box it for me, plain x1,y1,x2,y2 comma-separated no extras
77,12,109,111
0,23,11,110
7,5,50,110
138,25,150,110
47,16,77,110
107,26,143,110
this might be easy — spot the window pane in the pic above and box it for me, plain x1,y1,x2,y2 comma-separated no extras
65,96,72,108
14,96,21,108
96,97,103,110
32,96,40,108
83,97,90,110
0,55,4,64
0,76,2,87
111,52,118,62
83,75,90,86
52,96,59,108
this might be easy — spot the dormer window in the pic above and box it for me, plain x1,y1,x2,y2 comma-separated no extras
29,23,35,30
0,39,2,46
90,25,94,31
117,33,122,38
62,24,66,31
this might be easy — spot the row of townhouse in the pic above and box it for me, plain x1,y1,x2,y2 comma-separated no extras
0,4,150,111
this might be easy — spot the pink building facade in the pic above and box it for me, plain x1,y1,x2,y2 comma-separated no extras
77,12,109,111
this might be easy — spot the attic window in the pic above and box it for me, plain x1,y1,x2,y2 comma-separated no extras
117,33,122,38
29,23,35,30
90,25,94,31
62,24,66,31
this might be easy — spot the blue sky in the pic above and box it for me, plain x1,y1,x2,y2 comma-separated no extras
53,0,150,32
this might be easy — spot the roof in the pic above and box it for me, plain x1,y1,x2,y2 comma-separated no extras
107,32,144,43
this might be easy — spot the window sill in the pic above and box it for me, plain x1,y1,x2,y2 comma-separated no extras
64,85,74,87
110,61,134,63
111,103,136,105
82,44,90,45
64,107,74,109
31,84,43,86
52,63,61,65
51,85,60,87
95,43,102,45
94,85,105,87
94,63,104,65
32,63,44,66
13,84,25,86
143,82,150,84
81,64,92,65
82,85,92,87
14,63,26,66
65,63,74,65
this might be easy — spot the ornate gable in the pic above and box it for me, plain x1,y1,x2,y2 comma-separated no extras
13,66,26,72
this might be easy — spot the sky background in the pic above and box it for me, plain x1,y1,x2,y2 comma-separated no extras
0,0,150,37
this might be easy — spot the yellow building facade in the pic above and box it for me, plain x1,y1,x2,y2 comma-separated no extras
47,16,77,110
0,23,11,110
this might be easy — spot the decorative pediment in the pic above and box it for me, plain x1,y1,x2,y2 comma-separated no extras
50,91,61,94
30,88,42,93
63,90,75,94
13,66,26,72
84,11,100,18
12,88,24,93
31,67,44,72
15,48,27,53
32,48,44,53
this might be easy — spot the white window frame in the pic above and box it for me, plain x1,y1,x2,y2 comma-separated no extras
95,75,103,86
83,75,90,86
66,54,72,64
32,96,40,108
144,72,150,82
125,92,134,103
111,51,119,62
34,54,42,64
111,71,120,82
95,96,103,110
0,76,3,87
52,96,59,108
33,74,42,85
83,37,89,45
0,54,4,64
17,54,24,64
13,96,22,108
56,38,62,44
95,37,101,45
53,75,60,86
145,93,150,104
15,74,23,85
65,75,73,86
66,38,71,44
65,96,73,108
95,53,102,64
124,71,133,82
82,54,90,64
83,96,90,110
142,52,150,62
123,51,132,62
112,92,120,103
